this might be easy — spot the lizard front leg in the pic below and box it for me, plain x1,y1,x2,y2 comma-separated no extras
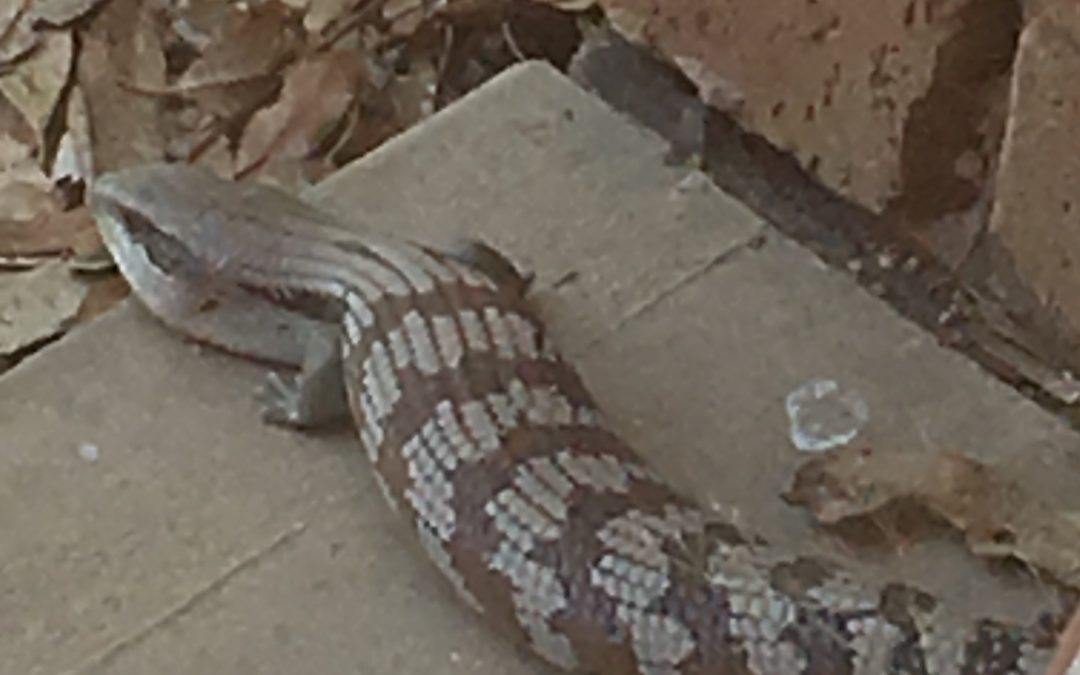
256,324,352,430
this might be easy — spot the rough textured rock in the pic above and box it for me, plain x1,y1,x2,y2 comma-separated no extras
987,3,1080,341
601,0,1019,222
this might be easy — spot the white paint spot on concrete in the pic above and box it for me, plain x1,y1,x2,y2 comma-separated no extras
76,442,99,462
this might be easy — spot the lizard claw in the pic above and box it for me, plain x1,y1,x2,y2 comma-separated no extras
257,371,307,428
256,364,352,430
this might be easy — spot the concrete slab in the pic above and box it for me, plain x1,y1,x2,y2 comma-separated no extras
4,61,1080,674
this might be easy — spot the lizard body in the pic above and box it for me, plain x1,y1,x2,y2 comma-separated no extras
90,163,1059,675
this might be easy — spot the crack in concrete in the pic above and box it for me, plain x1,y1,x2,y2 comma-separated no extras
581,227,770,355
64,520,308,675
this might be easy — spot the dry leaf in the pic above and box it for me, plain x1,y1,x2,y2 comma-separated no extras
0,180,56,226
0,28,73,152
0,131,50,188
77,0,167,170
786,446,1080,589
73,272,129,324
0,0,41,65
304,0,355,34
184,134,234,178
51,81,91,183
236,48,364,183
0,260,86,355
382,0,476,36
0,190,100,265
0,133,71,265
29,0,108,26
0,84,36,156
159,0,301,148
383,0,426,35
175,1,301,91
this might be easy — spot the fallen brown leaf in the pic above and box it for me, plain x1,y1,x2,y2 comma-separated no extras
174,0,301,92
381,0,489,36
51,80,92,183
0,27,73,155
786,445,1080,588
0,260,86,355
235,47,365,184
0,195,100,265
0,179,56,225
0,130,49,187
303,0,356,34
382,0,425,36
73,272,129,324
30,0,108,26
0,0,41,65
153,1,304,156
77,0,167,170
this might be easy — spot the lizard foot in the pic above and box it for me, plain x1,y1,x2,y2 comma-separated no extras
257,371,311,428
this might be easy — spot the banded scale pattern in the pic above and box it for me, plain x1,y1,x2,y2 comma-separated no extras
90,163,1063,675
322,237,1058,675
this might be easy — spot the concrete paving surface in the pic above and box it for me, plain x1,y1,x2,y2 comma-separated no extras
5,61,1080,674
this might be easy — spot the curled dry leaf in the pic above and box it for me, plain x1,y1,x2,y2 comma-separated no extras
0,260,87,356
236,48,365,185
786,445,1080,589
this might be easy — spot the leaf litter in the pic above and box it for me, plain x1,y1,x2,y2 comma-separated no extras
0,0,579,369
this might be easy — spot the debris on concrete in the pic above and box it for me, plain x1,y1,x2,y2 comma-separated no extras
784,378,869,452
786,444,1080,589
